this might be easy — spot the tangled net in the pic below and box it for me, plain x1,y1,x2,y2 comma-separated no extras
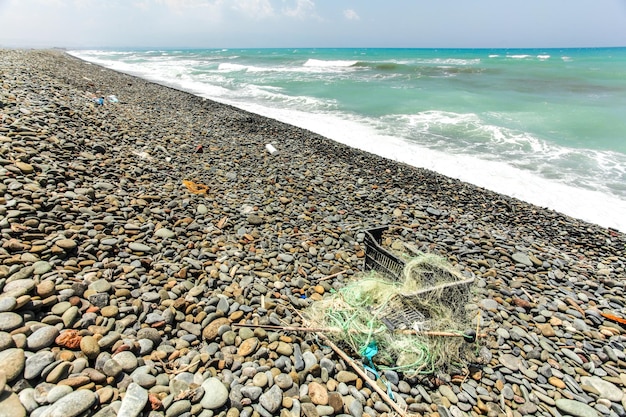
305,254,475,376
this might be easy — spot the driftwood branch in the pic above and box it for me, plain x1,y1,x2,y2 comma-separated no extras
231,323,486,339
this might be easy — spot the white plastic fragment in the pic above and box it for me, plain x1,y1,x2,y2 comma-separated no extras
265,144,278,155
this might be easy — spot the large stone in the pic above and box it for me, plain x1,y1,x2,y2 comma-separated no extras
39,389,97,417
55,239,77,250
0,349,24,381
308,381,329,405
24,351,55,380
0,312,23,331
128,242,153,253
259,384,282,414
27,325,59,351
202,317,231,341
499,353,522,371
237,337,259,356
113,351,138,372
511,252,533,266
80,335,100,359
555,399,598,417
336,371,358,383
0,391,26,417
200,377,229,409
117,383,148,417
154,228,176,238
580,376,623,402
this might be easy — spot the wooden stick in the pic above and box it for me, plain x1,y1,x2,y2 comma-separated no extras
231,323,486,338
317,332,413,417
318,269,348,281
521,287,536,304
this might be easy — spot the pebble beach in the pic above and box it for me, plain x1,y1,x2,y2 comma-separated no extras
1,49,625,417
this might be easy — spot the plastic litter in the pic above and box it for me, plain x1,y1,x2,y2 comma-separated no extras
107,95,119,103
182,180,208,194
265,144,277,155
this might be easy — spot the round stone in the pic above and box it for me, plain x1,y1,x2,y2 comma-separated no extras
128,242,153,253
3,279,35,295
15,161,34,174
136,328,161,346
0,312,23,331
100,305,119,318
308,381,329,405
56,239,77,250
0,297,17,313
38,389,96,417
154,228,175,238
47,384,74,403
274,373,293,390
580,376,623,402
113,351,138,372
24,351,55,380
202,317,231,341
200,378,229,409
259,384,282,414
36,280,56,298
80,335,100,359
0,348,25,381
26,325,59,351
133,373,156,388
499,353,522,371
102,359,123,378
555,399,598,417
0,391,26,417
33,261,53,275
237,337,259,357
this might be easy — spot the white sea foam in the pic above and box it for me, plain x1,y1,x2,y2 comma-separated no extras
217,63,249,72
509,55,531,59
537,55,550,60
415,58,481,65
303,59,358,67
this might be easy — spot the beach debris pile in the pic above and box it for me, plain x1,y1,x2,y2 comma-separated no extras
305,248,478,377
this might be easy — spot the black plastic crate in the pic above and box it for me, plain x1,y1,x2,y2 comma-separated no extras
363,226,405,281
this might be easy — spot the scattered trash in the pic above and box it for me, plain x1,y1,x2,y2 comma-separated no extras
304,226,477,376
195,144,204,153
94,97,104,106
182,180,208,194
107,95,119,103
265,143,278,155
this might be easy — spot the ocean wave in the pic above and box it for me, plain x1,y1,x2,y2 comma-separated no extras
386,110,626,200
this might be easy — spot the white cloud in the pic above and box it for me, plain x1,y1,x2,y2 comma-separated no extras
232,0,275,19
282,0,316,19
343,9,359,21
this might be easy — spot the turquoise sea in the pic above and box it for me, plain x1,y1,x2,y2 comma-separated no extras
69,48,626,232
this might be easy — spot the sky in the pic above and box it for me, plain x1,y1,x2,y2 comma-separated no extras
1,0,626,49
